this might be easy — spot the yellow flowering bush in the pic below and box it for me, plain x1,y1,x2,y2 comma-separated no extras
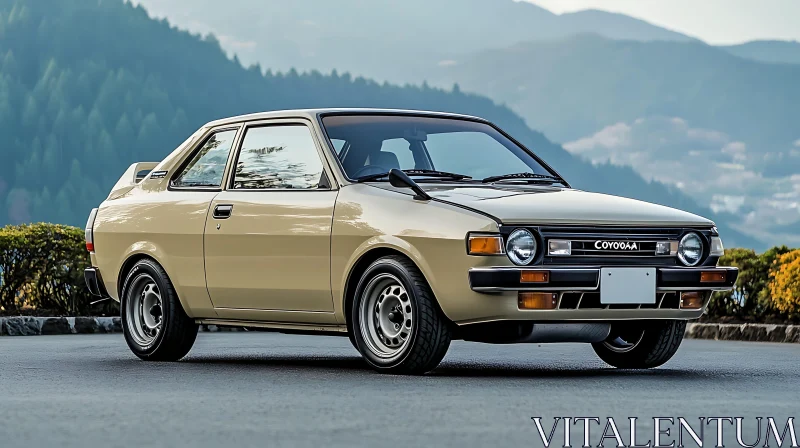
768,250,800,318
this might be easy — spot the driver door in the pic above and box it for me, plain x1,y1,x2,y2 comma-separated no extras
203,121,338,321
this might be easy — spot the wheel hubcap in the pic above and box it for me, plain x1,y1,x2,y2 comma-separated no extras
125,276,163,346
358,274,414,360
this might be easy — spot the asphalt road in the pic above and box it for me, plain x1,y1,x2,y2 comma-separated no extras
1,333,798,447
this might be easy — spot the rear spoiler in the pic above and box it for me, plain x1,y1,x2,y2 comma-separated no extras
107,162,159,199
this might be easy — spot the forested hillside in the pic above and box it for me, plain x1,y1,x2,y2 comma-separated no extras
0,0,757,247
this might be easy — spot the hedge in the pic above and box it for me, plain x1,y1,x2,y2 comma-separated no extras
0,223,117,316
1,223,799,321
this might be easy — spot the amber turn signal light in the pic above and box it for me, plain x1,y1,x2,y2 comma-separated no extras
680,292,703,310
467,235,505,255
518,292,558,310
700,271,726,283
520,270,549,283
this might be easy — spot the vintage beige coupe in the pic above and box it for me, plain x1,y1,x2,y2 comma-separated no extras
84,108,737,374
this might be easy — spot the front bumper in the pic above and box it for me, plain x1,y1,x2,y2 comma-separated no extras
466,266,738,320
469,266,738,292
84,267,110,298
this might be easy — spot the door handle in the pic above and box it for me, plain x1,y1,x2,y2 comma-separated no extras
213,204,233,219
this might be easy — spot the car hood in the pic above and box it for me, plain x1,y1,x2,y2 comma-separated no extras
384,184,714,226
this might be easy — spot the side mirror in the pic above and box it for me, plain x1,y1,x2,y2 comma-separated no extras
388,169,431,201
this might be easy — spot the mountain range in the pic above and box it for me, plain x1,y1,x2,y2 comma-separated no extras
130,0,701,84
133,0,800,75
721,40,800,65
433,34,800,148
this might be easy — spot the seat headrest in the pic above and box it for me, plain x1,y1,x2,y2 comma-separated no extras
368,151,401,171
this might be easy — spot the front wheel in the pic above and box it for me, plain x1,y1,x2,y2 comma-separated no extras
121,259,198,361
351,256,452,375
592,320,686,369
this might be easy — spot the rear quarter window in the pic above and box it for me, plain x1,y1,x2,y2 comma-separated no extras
171,129,238,188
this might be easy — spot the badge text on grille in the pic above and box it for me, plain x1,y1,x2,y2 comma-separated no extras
594,241,639,250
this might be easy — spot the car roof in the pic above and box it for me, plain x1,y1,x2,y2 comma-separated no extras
204,108,487,128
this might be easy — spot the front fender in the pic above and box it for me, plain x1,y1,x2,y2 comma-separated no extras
338,235,437,309
331,184,500,325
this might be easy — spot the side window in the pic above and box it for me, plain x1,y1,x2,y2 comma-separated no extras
171,129,238,188
233,125,325,190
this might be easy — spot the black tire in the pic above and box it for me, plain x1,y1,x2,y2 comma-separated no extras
120,259,198,361
351,255,452,374
592,320,686,369
347,330,358,351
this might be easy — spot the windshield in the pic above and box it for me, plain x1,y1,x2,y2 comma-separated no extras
321,114,558,182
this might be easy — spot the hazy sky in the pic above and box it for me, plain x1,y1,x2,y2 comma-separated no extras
527,0,800,45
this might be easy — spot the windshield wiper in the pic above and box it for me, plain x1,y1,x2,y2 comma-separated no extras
356,169,472,183
403,169,472,180
482,172,566,185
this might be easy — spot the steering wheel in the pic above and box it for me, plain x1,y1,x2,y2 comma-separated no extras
352,165,389,179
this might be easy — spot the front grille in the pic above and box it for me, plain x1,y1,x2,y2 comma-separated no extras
557,292,681,310
499,225,715,266
536,226,688,266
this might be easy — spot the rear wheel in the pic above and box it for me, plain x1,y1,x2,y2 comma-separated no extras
121,259,198,361
351,256,451,374
592,320,686,369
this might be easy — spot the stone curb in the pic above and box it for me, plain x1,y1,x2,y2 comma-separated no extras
1,318,798,343
0,317,122,336
684,323,800,343
0,317,242,336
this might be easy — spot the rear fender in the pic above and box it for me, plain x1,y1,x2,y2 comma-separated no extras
116,242,195,316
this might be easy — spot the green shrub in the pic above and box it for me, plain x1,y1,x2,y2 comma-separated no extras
707,248,755,317
0,223,106,315
0,225,40,312
28,224,92,314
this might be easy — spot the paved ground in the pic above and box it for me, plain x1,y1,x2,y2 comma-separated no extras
1,333,797,447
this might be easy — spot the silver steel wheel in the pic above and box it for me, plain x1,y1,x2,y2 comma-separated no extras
125,275,164,347
358,273,414,360
603,327,646,353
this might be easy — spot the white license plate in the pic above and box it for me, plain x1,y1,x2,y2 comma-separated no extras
600,267,656,304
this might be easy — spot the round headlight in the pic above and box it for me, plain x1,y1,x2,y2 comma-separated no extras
678,232,703,266
506,229,537,265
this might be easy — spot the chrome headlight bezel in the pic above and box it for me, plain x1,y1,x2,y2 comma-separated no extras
677,232,704,266
506,228,538,266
